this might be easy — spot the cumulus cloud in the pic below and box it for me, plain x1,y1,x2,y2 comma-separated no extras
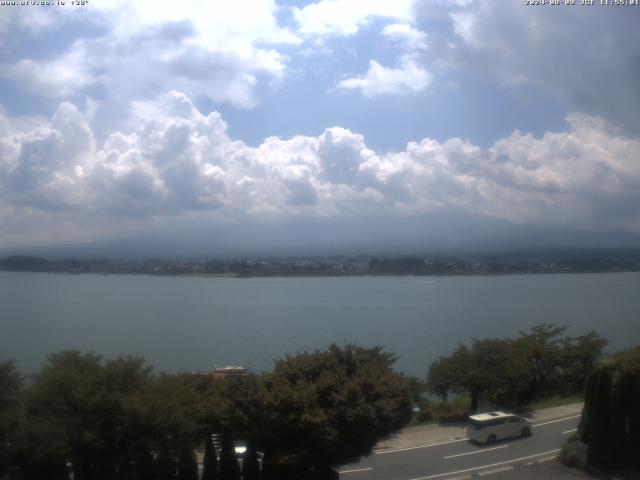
338,57,433,97
382,23,427,50
0,1,294,108
0,5,55,47
1,91,640,246
292,0,414,36
1,50,96,98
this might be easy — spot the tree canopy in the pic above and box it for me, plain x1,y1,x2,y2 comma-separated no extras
256,344,413,475
2,344,414,479
0,361,23,476
426,324,608,412
577,345,640,468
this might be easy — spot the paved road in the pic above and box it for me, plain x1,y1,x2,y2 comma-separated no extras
338,414,581,480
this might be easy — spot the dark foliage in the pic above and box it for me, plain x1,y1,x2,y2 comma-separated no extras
256,344,413,474
426,324,607,412
3,351,205,480
154,447,178,480
201,434,219,480
0,360,23,476
1,344,414,479
177,447,198,480
578,346,640,468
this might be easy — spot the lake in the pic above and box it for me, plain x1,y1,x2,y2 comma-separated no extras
1,271,639,377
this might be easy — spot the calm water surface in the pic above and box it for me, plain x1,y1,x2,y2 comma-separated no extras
1,272,639,376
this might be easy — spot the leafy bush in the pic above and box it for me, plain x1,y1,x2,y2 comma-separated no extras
433,396,470,423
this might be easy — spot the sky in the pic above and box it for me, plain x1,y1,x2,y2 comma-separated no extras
0,0,639,252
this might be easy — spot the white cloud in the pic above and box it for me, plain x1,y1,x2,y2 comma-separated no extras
293,0,414,36
382,23,427,50
91,0,300,48
0,1,295,109
2,91,640,246
337,57,432,97
450,12,476,43
0,5,55,47
1,49,95,98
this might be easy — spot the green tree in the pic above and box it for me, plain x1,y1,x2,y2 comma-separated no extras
427,339,524,412
577,345,640,468
5,351,211,479
214,373,263,437
25,351,159,480
256,344,413,477
558,331,608,395
26,351,110,480
144,373,205,452
201,434,219,480
427,324,607,412
0,360,23,475
512,323,567,403
0,360,22,411
425,357,453,401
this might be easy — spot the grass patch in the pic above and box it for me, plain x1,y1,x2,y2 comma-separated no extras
526,395,583,411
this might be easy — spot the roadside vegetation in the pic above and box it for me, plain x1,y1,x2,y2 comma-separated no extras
0,345,413,480
425,324,607,413
562,345,640,472
1,327,631,479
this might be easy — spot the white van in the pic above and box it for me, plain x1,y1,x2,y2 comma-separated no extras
466,411,532,444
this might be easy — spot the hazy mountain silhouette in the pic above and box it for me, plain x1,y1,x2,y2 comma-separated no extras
2,211,640,260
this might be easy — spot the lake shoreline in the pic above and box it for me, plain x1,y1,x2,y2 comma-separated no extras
2,269,639,279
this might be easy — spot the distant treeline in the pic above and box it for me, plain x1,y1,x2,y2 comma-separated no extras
2,250,640,276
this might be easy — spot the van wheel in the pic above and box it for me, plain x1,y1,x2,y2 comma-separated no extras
521,428,531,437
487,434,496,443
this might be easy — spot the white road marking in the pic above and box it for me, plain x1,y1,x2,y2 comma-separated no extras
477,466,514,476
444,444,509,459
562,428,578,434
537,456,559,463
409,449,561,480
339,467,373,474
533,414,581,427
375,438,469,455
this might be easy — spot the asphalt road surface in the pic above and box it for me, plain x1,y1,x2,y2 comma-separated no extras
339,414,581,480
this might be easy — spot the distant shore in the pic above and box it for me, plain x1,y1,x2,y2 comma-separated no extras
2,252,640,278
2,269,639,279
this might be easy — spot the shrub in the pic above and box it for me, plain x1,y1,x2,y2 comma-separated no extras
416,409,433,423
433,396,470,423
